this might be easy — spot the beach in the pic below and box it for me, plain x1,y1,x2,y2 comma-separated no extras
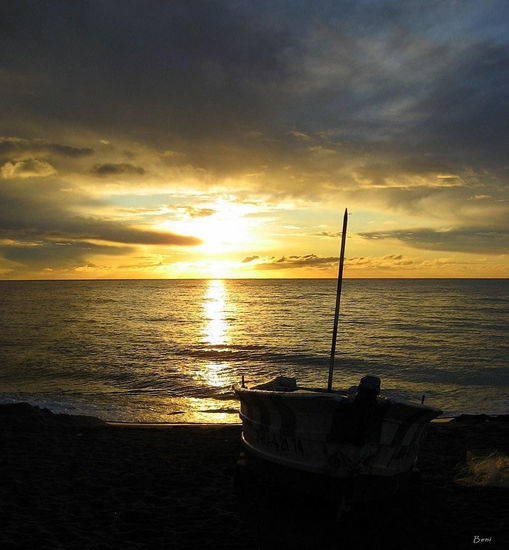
1,404,508,549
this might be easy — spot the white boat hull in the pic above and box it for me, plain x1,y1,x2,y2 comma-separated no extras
234,384,441,478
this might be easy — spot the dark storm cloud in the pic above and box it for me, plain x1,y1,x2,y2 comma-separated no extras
1,1,508,179
359,227,509,254
2,2,508,150
91,163,146,177
0,0,304,144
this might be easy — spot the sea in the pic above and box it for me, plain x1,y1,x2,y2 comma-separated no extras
1,279,508,423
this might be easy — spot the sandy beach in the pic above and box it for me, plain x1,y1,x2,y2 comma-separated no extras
1,403,508,549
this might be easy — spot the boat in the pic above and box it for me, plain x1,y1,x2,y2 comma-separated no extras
233,209,441,505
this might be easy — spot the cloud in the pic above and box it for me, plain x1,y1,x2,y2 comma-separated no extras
166,206,216,219
0,182,202,248
79,221,201,246
256,254,338,270
1,159,56,179
359,227,509,254
0,214,202,246
311,231,341,238
0,137,94,159
45,143,95,158
1,1,509,276
186,207,215,218
91,163,146,176
252,252,454,273
0,240,132,268
0,2,304,147
347,254,416,270
241,255,259,263
1,3,507,202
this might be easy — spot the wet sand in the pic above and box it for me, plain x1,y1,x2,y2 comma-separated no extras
1,403,508,549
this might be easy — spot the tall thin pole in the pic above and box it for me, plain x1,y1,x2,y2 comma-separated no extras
327,208,348,392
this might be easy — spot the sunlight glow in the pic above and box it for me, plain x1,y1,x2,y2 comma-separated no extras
156,199,257,254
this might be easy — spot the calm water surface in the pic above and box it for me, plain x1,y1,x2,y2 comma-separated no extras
1,279,508,422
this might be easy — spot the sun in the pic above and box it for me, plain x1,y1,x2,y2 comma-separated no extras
156,199,256,255
195,214,249,254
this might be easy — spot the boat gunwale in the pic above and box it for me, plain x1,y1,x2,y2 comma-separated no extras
233,383,442,415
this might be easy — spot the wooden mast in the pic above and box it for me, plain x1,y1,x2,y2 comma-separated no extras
327,208,348,392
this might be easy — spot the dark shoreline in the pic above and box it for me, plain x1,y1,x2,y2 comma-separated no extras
1,403,509,549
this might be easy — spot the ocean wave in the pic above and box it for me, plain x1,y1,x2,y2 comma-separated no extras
2,278,508,422
172,345,328,366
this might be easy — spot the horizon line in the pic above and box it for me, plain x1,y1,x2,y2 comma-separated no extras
1,277,508,282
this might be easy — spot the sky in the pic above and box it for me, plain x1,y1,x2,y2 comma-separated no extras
1,0,508,279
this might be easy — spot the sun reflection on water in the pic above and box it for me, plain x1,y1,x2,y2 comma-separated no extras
202,279,229,346
200,280,236,392
199,361,228,387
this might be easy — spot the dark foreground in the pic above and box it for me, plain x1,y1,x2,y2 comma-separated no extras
1,404,508,549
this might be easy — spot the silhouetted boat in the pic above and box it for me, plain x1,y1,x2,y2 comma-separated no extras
233,209,441,506
234,375,440,481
